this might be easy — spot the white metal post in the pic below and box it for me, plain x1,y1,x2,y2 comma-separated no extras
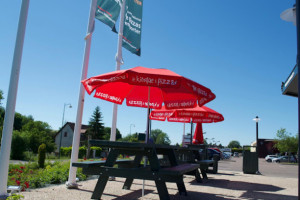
0,0,30,198
66,0,97,189
110,0,126,142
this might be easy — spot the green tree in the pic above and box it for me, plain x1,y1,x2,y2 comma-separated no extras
0,90,3,105
21,121,55,153
120,133,139,142
103,127,122,140
87,106,105,140
228,140,241,148
86,106,104,158
10,131,27,160
0,106,4,128
151,129,171,145
274,128,298,154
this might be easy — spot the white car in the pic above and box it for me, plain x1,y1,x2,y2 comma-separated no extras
265,155,277,162
272,156,296,163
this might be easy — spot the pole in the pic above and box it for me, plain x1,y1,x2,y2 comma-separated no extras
253,116,261,175
66,0,97,189
190,120,193,144
255,116,260,174
182,123,185,146
296,0,300,198
58,104,66,159
110,0,126,142
0,0,30,198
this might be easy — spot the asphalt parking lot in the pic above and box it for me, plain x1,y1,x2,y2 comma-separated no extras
219,156,298,178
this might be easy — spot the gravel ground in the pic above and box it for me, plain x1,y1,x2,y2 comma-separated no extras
19,169,297,200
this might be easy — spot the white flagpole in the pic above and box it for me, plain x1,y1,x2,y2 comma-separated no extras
66,0,97,189
110,0,126,142
0,0,30,197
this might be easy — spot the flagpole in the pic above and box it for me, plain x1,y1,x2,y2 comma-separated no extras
66,0,97,189
110,0,126,142
0,0,30,198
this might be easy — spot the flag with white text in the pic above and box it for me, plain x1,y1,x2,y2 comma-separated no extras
122,0,143,56
95,0,122,33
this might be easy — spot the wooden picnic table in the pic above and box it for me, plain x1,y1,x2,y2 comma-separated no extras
73,140,199,200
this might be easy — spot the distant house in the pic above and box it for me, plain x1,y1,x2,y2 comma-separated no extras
54,122,89,153
251,139,279,158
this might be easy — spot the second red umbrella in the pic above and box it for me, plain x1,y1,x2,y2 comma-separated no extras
150,105,224,145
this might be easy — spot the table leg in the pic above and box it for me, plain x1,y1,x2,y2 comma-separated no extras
176,177,187,196
91,175,109,199
155,180,170,200
122,153,143,190
91,149,119,199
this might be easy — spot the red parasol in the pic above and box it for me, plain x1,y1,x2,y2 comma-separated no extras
82,66,215,109
150,105,224,145
150,105,224,123
82,66,215,142
193,123,204,144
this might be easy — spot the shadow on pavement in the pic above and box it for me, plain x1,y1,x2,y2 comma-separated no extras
241,191,297,200
194,178,283,192
104,189,154,200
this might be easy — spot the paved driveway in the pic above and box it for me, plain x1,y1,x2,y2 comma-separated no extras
219,157,298,178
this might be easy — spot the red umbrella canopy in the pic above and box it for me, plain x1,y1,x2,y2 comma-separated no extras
82,66,215,109
193,123,204,144
150,105,224,123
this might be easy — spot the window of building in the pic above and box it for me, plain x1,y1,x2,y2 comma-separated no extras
64,132,68,137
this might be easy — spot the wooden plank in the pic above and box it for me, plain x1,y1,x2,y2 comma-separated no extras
159,164,199,176
72,159,134,168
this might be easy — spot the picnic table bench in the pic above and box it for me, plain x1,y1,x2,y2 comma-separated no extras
73,140,199,200
72,159,135,175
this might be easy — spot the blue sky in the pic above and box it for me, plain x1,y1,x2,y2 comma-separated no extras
0,0,298,146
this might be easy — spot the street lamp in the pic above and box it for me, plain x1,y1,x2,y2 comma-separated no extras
58,103,72,158
281,3,300,198
130,124,135,134
253,116,261,175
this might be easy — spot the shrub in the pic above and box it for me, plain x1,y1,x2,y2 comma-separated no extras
10,131,26,160
60,147,72,157
231,148,243,153
38,144,46,168
90,146,102,157
79,146,87,158
6,194,24,200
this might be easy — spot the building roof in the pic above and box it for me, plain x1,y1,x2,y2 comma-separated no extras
54,122,88,138
282,64,298,97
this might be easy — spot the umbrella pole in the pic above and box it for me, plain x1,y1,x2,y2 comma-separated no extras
190,120,193,144
182,123,185,146
143,86,151,197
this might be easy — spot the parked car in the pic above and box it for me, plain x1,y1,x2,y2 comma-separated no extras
209,148,223,159
233,152,239,157
222,152,231,159
272,156,296,163
265,155,278,162
207,148,221,160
